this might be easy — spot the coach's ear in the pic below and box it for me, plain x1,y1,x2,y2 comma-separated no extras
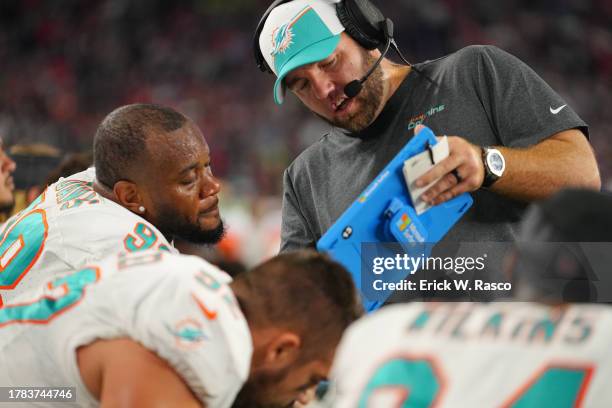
113,180,145,215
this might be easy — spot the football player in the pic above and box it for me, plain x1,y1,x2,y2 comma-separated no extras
321,189,612,407
0,250,363,407
0,104,222,305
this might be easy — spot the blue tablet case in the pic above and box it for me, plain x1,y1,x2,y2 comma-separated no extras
317,126,473,311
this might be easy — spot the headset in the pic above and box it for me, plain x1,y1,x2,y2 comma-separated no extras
253,0,427,98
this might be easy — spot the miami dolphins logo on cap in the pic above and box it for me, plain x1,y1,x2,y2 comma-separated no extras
270,6,311,57
271,23,293,56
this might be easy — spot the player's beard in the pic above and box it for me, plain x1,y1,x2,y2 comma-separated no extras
231,366,295,408
317,49,384,133
153,204,226,245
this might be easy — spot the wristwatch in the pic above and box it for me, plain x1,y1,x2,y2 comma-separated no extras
481,147,505,188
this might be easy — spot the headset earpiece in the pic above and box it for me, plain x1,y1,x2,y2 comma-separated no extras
253,0,293,73
336,0,386,50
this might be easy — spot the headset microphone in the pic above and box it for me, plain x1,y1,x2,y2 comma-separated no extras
343,19,393,99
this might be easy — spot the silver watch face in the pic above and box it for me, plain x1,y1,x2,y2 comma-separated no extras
486,150,505,177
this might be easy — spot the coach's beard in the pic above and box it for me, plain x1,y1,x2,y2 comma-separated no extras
318,51,384,134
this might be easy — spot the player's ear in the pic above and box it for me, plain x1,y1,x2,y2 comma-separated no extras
264,332,301,369
113,180,145,215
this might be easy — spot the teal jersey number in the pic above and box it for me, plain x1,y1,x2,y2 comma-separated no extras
124,223,160,252
504,366,593,408
358,357,593,407
359,357,443,408
0,206,49,294
0,267,100,326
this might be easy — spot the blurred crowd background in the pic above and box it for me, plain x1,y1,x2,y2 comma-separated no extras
1,0,610,266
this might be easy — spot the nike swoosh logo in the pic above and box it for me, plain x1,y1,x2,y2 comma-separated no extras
192,293,218,320
550,104,567,114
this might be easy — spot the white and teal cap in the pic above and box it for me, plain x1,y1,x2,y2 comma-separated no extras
259,0,345,105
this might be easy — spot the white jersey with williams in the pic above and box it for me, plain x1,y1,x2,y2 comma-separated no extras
0,250,252,408
326,302,612,407
0,168,176,305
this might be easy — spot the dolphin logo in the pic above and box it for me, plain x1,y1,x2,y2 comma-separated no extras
270,6,311,57
166,319,208,348
272,23,293,56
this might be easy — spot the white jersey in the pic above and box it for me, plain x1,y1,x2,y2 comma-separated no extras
0,168,176,305
0,250,252,408
326,302,612,407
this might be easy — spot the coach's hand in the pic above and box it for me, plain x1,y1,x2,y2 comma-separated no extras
414,125,485,206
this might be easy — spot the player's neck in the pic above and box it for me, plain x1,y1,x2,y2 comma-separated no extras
92,180,120,205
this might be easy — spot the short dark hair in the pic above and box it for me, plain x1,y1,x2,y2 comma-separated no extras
233,250,363,356
93,103,187,188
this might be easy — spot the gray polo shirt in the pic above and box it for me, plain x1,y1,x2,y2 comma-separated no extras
281,45,588,252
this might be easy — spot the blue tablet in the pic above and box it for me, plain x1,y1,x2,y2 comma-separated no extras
317,126,473,311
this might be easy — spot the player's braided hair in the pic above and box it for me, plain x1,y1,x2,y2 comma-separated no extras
94,103,187,188
233,250,364,357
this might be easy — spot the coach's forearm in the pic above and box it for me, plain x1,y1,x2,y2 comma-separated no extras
490,129,601,201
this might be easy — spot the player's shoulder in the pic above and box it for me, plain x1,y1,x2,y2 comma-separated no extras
101,250,250,400
64,251,247,404
54,195,149,233
61,167,96,183
90,251,232,313
46,167,107,212
49,167,96,193
567,303,612,321
49,178,173,253
158,251,231,283
100,250,229,285
48,167,140,223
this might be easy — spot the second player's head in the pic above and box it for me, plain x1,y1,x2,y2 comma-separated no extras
94,103,224,244
230,250,363,407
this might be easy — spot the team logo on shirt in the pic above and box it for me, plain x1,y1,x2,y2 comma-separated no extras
166,318,208,350
407,104,446,130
